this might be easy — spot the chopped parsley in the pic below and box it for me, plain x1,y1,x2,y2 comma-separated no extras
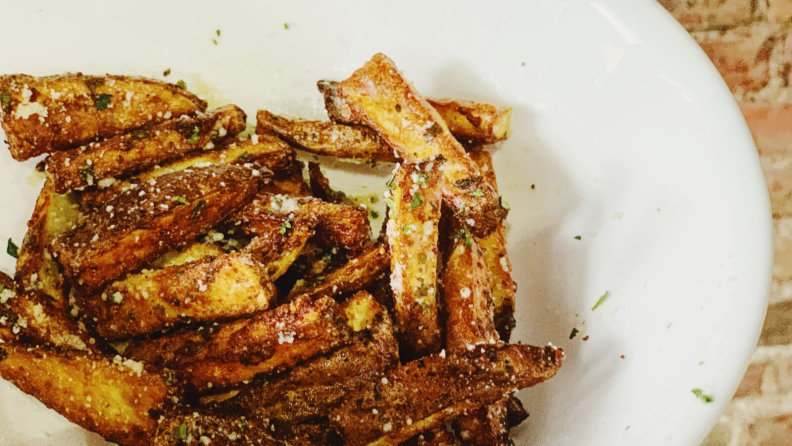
94,94,112,110
165,373,174,386
402,224,415,235
453,206,466,217
521,62,526,67
175,79,186,89
315,276,326,283
136,131,148,139
370,210,379,219
409,193,424,210
574,235,582,240
416,174,429,187
216,29,221,36
187,126,201,144
471,188,485,197
212,38,218,45
591,291,610,311
279,220,292,235
0,91,10,109
237,151,251,160
455,229,473,248
163,68,171,77
569,328,579,340
6,238,19,259
500,198,511,210
173,423,188,440
172,196,189,205
284,23,290,29
691,388,713,403
385,177,394,189
191,200,206,218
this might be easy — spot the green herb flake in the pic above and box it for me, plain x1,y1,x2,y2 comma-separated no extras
6,238,19,259
574,235,582,240
174,423,188,440
569,328,579,340
409,193,424,210
187,126,201,144
163,68,171,77
370,210,380,219
175,79,186,89
315,276,326,283
172,196,189,205
94,94,112,110
216,29,221,36
453,206,466,217
471,188,485,197
416,173,429,186
212,38,218,45
284,23,290,29
455,229,473,248
385,177,395,189
0,91,10,108
136,132,148,139
279,220,292,235
691,388,713,403
165,373,174,386
237,151,251,160
521,62,526,67
370,196,378,204
402,224,415,235
500,198,511,210
591,291,610,311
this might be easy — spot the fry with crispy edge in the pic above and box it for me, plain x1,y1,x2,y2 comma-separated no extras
125,295,351,390
53,164,262,292
403,429,461,446
82,251,276,340
319,80,511,146
287,243,389,299
469,150,517,341
329,343,564,446
0,74,207,161
335,53,507,238
0,341,167,446
46,105,247,193
386,161,443,357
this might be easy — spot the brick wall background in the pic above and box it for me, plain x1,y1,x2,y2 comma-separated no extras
658,1,792,444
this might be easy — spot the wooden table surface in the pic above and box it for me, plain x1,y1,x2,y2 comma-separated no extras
659,1,792,444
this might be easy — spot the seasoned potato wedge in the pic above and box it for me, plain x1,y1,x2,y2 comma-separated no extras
287,244,389,300
455,402,510,446
0,74,206,160
262,174,314,197
257,109,397,162
403,429,460,446
53,164,261,292
329,344,564,446
505,396,530,428
243,214,317,280
386,162,443,357
154,411,286,446
319,80,511,146
308,161,352,204
0,342,167,446
125,296,351,390
15,178,81,303
336,54,507,237
82,251,276,340
148,241,226,269
46,105,247,193
219,291,398,424
468,150,516,341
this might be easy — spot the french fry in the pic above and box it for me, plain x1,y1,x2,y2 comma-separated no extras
329,344,564,446
242,214,318,280
154,411,286,446
468,150,517,341
505,396,529,428
148,241,226,269
403,429,461,446
0,74,206,161
46,105,247,193
386,162,443,357
287,244,389,300
0,342,167,446
53,164,262,292
125,295,351,390
257,109,397,162
308,161,354,204
262,173,314,197
336,54,508,238
82,251,276,340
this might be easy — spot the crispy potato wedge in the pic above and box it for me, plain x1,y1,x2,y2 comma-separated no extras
149,241,226,269
263,174,313,197
257,109,397,162
319,80,511,146
505,396,529,428
82,251,276,340
336,54,507,237
53,164,261,292
15,179,82,303
403,429,461,446
469,151,516,341
154,411,286,446
219,291,399,424
455,401,510,446
329,344,564,446
308,161,352,204
242,214,317,280
0,74,206,161
46,105,247,193
386,162,443,357
126,296,351,390
287,244,389,301
0,342,167,446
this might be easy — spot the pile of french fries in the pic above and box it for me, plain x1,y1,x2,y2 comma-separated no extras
0,54,562,446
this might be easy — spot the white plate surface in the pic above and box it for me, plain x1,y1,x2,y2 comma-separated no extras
0,1,773,445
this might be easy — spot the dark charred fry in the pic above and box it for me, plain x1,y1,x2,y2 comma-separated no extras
46,105,247,193
403,429,461,446
335,54,507,237
52,164,262,292
329,344,564,446
0,342,167,446
0,73,206,161
242,214,318,280
505,396,529,428
308,161,351,204
82,251,277,340
154,411,286,446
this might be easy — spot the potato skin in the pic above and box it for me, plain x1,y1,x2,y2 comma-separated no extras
0,73,206,160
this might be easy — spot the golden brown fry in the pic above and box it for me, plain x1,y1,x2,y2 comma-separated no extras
154,412,286,446
386,162,443,357
336,54,507,237
53,165,262,292
426,99,511,146
287,244,389,301
455,402,511,446
257,109,397,162
263,174,313,197
468,150,517,341
0,74,206,161
148,241,226,269
46,105,247,193
329,344,564,446
403,429,461,446
15,179,81,305
126,296,351,390
0,342,167,446
242,214,317,280
82,251,276,340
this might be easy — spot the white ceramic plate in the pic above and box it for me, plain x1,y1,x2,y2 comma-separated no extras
0,1,773,445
